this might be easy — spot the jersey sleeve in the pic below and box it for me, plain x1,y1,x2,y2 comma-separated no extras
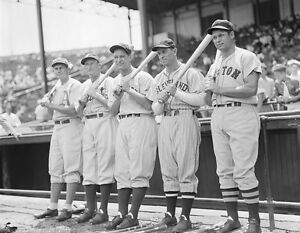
186,68,205,93
241,51,262,80
137,72,154,96
146,78,158,102
69,80,83,105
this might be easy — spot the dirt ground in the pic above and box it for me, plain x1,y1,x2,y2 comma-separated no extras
0,195,299,233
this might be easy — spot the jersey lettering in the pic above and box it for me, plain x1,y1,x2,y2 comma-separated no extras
221,66,241,80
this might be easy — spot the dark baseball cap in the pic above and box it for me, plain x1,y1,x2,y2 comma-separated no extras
80,53,100,65
152,38,176,51
51,58,70,68
207,19,234,35
110,43,133,54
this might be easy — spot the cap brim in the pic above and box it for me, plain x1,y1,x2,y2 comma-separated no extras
51,62,68,67
207,26,231,34
152,45,173,51
110,45,131,54
80,57,99,65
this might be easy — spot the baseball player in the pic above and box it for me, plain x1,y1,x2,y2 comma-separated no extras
205,20,262,233
147,38,206,233
106,43,157,230
34,58,83,222
75,54,118,224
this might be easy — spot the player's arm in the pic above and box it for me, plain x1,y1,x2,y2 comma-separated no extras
209,70,259,98
124,88,152,110
174,91,207,106
152,102,165,115
41,102,77,115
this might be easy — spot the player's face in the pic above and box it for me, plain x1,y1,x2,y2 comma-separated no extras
212,30,234,51
53,64,69,79
157,47,177,67
274,71,286,82
84,59,100,77
113,49,131,71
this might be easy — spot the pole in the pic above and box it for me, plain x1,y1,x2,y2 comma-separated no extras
128,8,133,45
261,116,275,231
137,0,149,60
36,0,48,93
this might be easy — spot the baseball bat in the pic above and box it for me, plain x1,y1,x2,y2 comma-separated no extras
80,62,117,103
115,51,157,94
126,51,157,82
158,34,212,103
173,34,212,85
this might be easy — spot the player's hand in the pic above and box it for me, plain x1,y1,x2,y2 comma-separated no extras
86,87,97,98
113,85,124,99
157,90,171,104
120,81,130,92
205,78,220,94
166,84,177,97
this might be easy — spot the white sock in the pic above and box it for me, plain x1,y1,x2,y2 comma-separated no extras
64,204,72,211
49,202,58,210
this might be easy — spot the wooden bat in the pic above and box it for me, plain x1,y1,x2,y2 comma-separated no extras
80,62,117,103
158,34,213,103
124,51,157,82
173,34,212,85
114,51,157,94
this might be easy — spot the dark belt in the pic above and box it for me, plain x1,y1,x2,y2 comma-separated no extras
119,113,141,119
54,119,70,124
85,112,104,119
163,109,195,117
213,102,242,107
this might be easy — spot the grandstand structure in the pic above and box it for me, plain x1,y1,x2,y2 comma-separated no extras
2,1,300,231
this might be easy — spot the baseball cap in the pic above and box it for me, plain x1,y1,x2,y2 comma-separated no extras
207,19,234,35
152,38,176,51
109,43,133,54
272,64,286,72
51,58,70,68
287,59,300,66
80,53,100,65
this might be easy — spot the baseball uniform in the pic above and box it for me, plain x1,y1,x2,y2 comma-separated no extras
147,64,203,194
109,69,157,190
49,77,83,184
81,76,118,186
207,46,261,204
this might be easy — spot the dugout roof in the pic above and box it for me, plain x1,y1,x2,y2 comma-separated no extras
103,0,200,13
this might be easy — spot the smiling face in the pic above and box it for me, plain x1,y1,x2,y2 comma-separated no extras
113,49,132,72
156,47,177,67
52,63,69,80
212,29,235,52
83,58,100,78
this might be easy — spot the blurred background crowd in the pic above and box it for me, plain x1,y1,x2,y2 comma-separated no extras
1,14,300,125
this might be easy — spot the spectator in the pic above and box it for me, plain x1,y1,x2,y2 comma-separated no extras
1,101,21,127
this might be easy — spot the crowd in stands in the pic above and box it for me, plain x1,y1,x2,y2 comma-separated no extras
1,14,300,126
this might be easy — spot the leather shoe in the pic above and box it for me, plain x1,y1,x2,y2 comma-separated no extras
90,209,108,225
172,215,192,233
76,209,95,223
56,209,72,222
246,218,261,233
159,212,177,226
34,208,58,219
106,213,124,230
219,217,241,233
116,213,139,230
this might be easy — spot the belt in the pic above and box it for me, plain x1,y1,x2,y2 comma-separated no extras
213,102,242,107
54,119,70,124
163,109,195,117
85,112,104,119
119,113,141,119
